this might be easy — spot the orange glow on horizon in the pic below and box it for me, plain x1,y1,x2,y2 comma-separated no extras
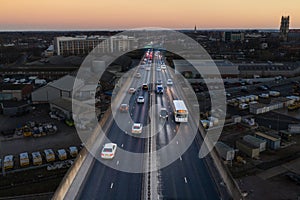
0,0,299,30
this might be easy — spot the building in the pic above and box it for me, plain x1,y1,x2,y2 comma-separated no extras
49,97,73,119
173,59,239,79
239,62,300,78
31,75,84,103
280,16,290,42
215,142,235,161
243,135,266,152
288,124,300,134
249,97,294,114
54,35,136,56
0,84,33,101
236,140,260,158
0,101,31,116
255,131,281,150
50,97,99,122
222,32,245,42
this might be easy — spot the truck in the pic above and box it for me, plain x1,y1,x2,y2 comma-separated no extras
32,151,42,165
156,85,164,94
34,79,47,85
19,152,30,167
3,155,14,170
269,91,280,97
57,149,67,160
44,149,55,162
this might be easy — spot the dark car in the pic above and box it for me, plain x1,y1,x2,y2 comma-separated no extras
142,83,148,90
159,108,168,120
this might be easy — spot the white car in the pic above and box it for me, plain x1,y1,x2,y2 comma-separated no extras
167,79,173,86
156,67,161,71
161,64,167,70
132,123,143,134
101,143,117,159
128,88,136,94
137,96,145,103
259,93,269,98
135,73,141,78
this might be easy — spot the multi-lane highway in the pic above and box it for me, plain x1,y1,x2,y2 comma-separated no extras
72,49,227,200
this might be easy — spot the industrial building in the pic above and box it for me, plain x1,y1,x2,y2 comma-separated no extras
54,35,136,56
49,97,98,121
288,124,300,134
31,75,84,103
239,62,300,78
222,32,245,42
255,131,281,150
249,97,294,114
215,142,235,161
0,101,31,116
50,97,73,119
0,84,33,101
236,140,260,158
243,135,266,152
173,59,239,79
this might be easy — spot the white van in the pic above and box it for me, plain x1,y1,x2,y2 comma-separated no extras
239,103,249,110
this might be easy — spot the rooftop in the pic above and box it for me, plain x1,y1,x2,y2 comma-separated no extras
255,131,281,142
215,142,234,152
48,75,83,91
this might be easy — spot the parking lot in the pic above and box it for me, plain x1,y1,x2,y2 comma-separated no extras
0,104,82,158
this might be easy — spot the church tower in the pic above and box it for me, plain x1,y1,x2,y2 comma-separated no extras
280,16,289,42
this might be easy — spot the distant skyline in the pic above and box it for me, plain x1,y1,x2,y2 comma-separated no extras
1,0,300,30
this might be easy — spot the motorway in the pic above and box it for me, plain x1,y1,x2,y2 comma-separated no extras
75,50,226,200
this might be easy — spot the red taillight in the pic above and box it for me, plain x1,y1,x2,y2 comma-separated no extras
109,154,113,156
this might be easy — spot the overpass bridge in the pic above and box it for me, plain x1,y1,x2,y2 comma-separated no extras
52,49,235,200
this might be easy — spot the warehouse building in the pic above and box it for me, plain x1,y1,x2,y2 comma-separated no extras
0,101,32,116
236,140,260,158
243,135,266,152
0,84,33,101
50,97,99,121
255,131,281,150
31,75,84,103
288,124,300,134
173,59,240,79
249,97,294,114
215,142,235,161
50,97,73,119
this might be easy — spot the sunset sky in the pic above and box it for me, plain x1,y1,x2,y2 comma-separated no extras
0,0,299,30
